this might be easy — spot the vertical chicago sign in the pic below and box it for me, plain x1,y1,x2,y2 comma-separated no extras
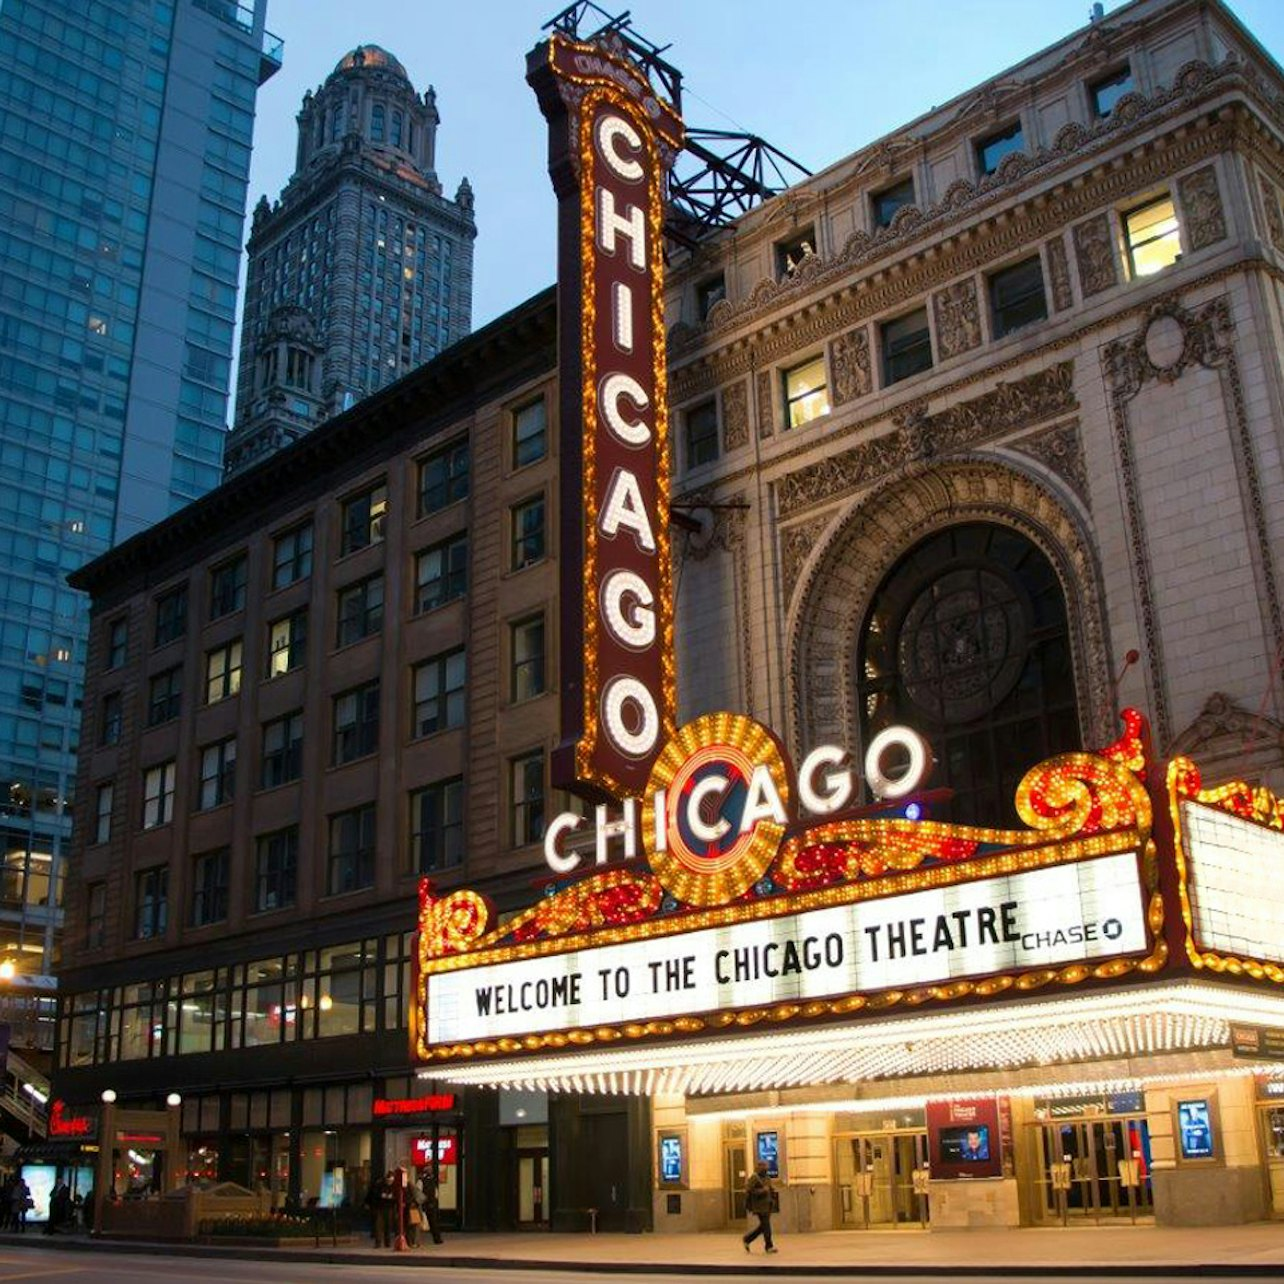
527,35,684,799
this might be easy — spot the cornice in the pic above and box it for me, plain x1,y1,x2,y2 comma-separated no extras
671,110,1237,405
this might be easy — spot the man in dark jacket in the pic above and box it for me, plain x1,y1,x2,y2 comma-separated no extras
365,1171,394,1248
742,1161,777,1253
418,1167,444,1245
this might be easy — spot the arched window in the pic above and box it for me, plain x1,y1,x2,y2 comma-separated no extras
391,111,403,147
856,522,1079,827
330,103,343,142
371,103,384,142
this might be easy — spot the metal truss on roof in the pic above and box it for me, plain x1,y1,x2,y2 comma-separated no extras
543,3,811,246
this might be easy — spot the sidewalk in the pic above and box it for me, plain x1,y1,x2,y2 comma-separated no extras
0,1222,1283,1274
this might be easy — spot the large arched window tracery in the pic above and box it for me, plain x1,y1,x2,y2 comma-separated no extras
856,522,1080,827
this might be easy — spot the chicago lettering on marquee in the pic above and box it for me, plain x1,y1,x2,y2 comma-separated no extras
527,34,684,799
411,710,1169,1066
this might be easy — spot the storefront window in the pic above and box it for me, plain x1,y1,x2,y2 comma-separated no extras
243,957,289,1046
116,981,165,1060
178,970,225,1054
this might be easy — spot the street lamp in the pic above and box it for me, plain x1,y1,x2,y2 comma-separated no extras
101,1089,117,1104
165,1093,182,1108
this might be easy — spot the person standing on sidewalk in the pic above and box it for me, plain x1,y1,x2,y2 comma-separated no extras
418,1167,444,1245
742,1160,777,1254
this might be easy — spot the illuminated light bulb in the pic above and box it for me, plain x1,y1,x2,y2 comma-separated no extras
0,960,14,981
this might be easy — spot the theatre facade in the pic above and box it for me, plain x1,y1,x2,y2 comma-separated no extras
408,0,1284,1234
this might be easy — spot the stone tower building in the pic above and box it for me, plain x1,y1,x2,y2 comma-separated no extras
226,45,476,477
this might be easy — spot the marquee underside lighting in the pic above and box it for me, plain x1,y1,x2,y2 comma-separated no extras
422,982,1284,1095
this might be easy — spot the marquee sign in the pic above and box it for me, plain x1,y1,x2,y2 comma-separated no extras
527,33,684,799
1170,760,1284,982
411,710,1168,1066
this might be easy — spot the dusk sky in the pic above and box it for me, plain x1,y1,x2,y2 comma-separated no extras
245,0,1284,331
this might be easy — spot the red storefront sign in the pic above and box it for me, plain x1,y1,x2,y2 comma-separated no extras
49,1100,96,1140
412,1135,458,1166
373,1094,456,1117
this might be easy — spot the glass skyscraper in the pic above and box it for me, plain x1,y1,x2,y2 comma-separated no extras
0,0,279,1036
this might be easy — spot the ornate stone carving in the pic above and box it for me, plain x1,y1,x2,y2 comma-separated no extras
1177,165,1226,251
1045,235,1073,312
669,56,1242,352
1103,297,1232,401
788,460,1115,757
1009,420,1090,508
1170,692,1284,761
779,514,834,599
932,279,982,360
777,361,1077,518
1258,172,1284,252
1102,294,1283,752
722,380,749,452
1073,213,1118,297
755,369,774,438
829,327,872,405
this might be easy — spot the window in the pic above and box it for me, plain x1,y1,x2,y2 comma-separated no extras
142,761,176,829
87,882,106,948
685,399,719,467
371,102,384,142
415,535,468,612
272,522,313,588
1125,195,1181,277
261,712,303,788
856,522,1079,827
153,585,187,647
976,121,1024,176
512,615,546,702
204,640,243,704
511,496,546,570
328,804,376,895
511,751,545,847
881,308,933,386
783,356,830,428
1090,64,1133,118
336,574,384,646
696,272,726,320
268,608,308,677
209,555,247,618
872,175,916,229
255,827,298,912
93,783,113,846
410,778,463,873
776,226,815,278
107,617,128,669
418,439,469,515
334,680,380,764
989,256,1048,338
413,649,465,736
147,667,182,726
100,691,122,745
513,398,547,468
340,482,387,554
191,848,229,927
134,867,167,940
198,737,236,810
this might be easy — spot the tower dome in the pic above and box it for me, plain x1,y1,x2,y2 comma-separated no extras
334,45,408,79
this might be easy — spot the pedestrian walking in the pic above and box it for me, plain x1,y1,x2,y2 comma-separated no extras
364,1170,393,1248
417,1167,444,1245
13,1175,32,1233
742,1161,777,1254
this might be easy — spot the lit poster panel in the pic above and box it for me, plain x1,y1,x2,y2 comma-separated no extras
1181,801,1284,963
527,36,683,799
424,851,1148,1045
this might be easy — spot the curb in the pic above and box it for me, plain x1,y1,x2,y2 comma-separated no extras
0,1234,1281,1276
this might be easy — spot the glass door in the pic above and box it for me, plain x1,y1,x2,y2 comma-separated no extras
516,1149,549,1227
1036,1117,1153,1222
834,1132,929,1228
1258,1105,1284,1217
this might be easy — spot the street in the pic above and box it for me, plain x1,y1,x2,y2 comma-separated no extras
0,1248,1274,1284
